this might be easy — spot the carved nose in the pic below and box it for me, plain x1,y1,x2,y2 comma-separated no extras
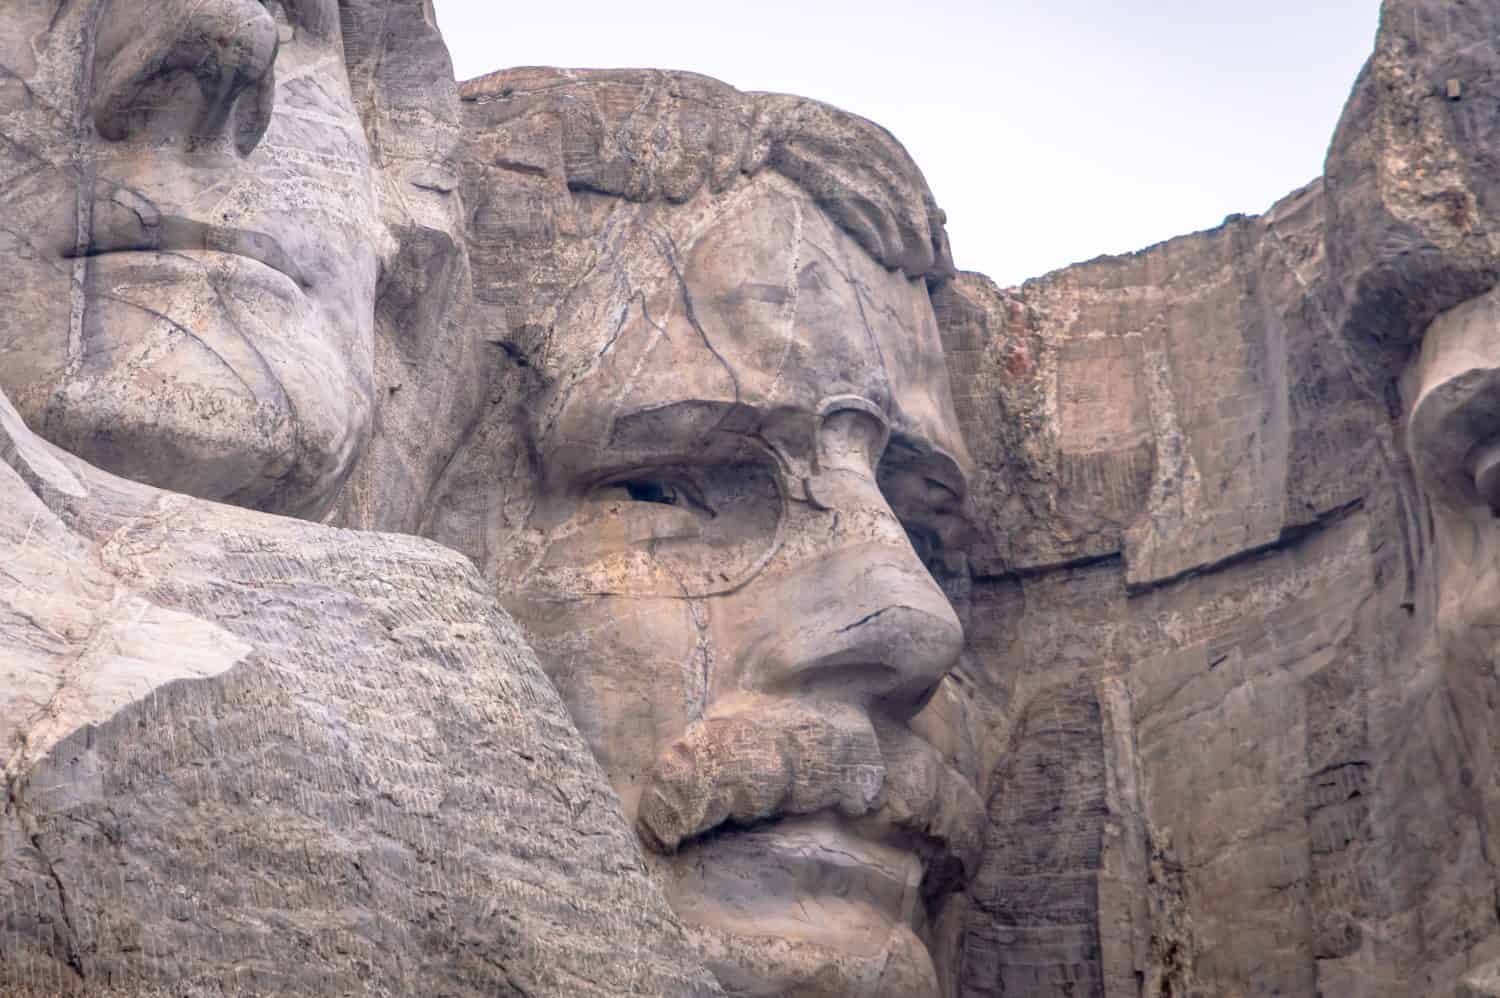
727,403,965,716
757,544,964,716
737,460,964,717
93,0,279,155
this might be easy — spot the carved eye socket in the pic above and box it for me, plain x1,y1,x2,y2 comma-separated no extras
545,459,779,598
598,477,715,518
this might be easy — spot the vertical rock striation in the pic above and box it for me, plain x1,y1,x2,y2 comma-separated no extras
939,2,1500,995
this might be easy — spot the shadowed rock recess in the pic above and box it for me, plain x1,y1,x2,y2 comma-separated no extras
6,0,1500,995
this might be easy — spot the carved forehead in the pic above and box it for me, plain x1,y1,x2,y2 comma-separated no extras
539,174,971,482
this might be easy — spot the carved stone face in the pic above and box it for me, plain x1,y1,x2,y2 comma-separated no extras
0,0,381,518
498,175,982,996
1407,290,1500,669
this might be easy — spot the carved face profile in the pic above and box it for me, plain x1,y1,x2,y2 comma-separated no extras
0,0,383,519
1405,291,1500,668
448,71,984,994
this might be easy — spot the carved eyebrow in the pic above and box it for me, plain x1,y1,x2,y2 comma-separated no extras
606,400,759,452
528,399,774,489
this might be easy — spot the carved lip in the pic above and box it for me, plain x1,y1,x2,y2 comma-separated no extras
667,814,932,936
68,214,309,289
824,736,984,904
666,801,974,958
640,705,983,906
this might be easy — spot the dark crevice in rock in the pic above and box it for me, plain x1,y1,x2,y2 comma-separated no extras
1123,498,1365,596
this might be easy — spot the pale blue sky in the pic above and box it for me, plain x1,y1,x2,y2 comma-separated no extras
432,1,1380,287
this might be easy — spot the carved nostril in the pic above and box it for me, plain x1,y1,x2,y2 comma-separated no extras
92,0,280,154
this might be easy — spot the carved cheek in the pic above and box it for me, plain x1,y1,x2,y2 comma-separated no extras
505,591,711,811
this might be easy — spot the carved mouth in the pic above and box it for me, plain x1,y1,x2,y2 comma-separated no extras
68,212,308,290
637,698,983,914
667,814,932,934
657,782,971,998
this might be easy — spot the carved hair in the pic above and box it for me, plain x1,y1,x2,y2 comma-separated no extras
462,67,954,283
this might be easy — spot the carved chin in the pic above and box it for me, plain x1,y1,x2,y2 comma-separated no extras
652,808,958,998
46,367,297,506
48,378,364,519
680,904,940,998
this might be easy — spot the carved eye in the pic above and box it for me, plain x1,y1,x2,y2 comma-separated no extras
621,480,679,505
598,476,716,518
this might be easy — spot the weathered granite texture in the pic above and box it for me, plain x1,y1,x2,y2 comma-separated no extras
0,0,483,530
0,2,722,996
934,180,1397,998
433,68,982,998
11,0,1500,995
0,387,723,997
934,1,1500,995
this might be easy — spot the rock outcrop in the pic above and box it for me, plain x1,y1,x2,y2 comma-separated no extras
9,0,1500,995
936,2,1500,995
0,2,721,994
0,389,723,997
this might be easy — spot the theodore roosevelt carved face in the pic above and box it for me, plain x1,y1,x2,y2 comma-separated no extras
447,70,986,997
0,0,383,519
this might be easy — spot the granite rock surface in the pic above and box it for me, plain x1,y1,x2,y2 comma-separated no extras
0,2,720,995
8,0,1500,996
438,66,980,998
0,387,724,996
937,2,1500,994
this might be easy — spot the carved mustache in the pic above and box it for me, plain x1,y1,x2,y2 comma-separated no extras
636,694,984,888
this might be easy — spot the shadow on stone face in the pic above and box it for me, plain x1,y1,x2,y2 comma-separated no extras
13,0,1500,996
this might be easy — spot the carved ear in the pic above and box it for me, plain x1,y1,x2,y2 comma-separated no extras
1406,291,1500,508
